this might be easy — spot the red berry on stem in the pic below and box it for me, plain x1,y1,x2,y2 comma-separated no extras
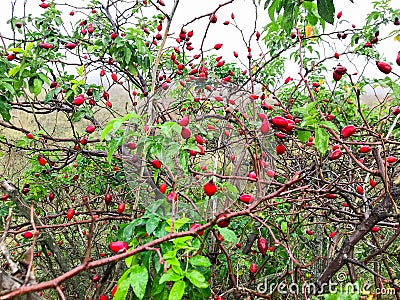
105,193,112,205
159,183,167,194
217,214,230,228
276,144,286,155
257,237,268,255
376,61,392,74
67,209,75,220
109,241,128,254
151,160,161,169
118,202,125,214
250,263,257,274
190,223,204,236
239,194,254,204
371,226,380,233
204,181,217,197
341,125,356,138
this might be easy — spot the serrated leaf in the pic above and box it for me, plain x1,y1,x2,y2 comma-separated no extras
315,127,329,155
189,255,211,267
185,270,208,289
317,0,335,24
218,228,238,244
168,280,185,300
129,264,149,300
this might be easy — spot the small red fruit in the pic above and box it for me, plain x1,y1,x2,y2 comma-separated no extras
105,193,112,205
257,237,268,255
204,181,217,197
86,125,95,133
396,51,400,66
111,73,118,82
329,230,337,238
195,135,204,144
249,263,257,274
67,209,75,220
22,231,33,239
92,274,101,282
179,115,190,126
118,202,125,214
359,146,371,153
369,178,377,187
166,192,178,203
109,241,128,254
190,223,204,236
26,133,34,139
38,156,47,166
306,230,313,235
337,11,342,19
99,295,109,300
341,125,356,138
110,32,118,40
151,160,161,169
217,214,230,228
371,226,380,233
181,127,191,139
112,285,118,297
276,144,286,155
159,183,167,194
356,185,364,195
387,156,397,163
49,193,55,201
248,172,257,180
72,95,85,105
65,42,77,49
209,14,217,23
376,61,392,74
214,43,223,50
267,169,275,178
39,2,49,8
239,194,254,204
270,116,288,128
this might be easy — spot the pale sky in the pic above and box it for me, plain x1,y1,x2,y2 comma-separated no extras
0,0,399,89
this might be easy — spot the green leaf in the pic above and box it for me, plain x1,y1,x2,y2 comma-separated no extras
159,268,183,284
168,280,185,300
113,269,131,300
1,82,15,95
315,127,329,155
281,0,295,33
179,151,189,174
185,270,209,289
44,88,61,104
281,221,288,233
189,255,211,267
146,217,160,235
33,78,43,96
0,95,11,122
218,228,238,244
297,130,311,143
129,264,149,300
317,0,335,24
